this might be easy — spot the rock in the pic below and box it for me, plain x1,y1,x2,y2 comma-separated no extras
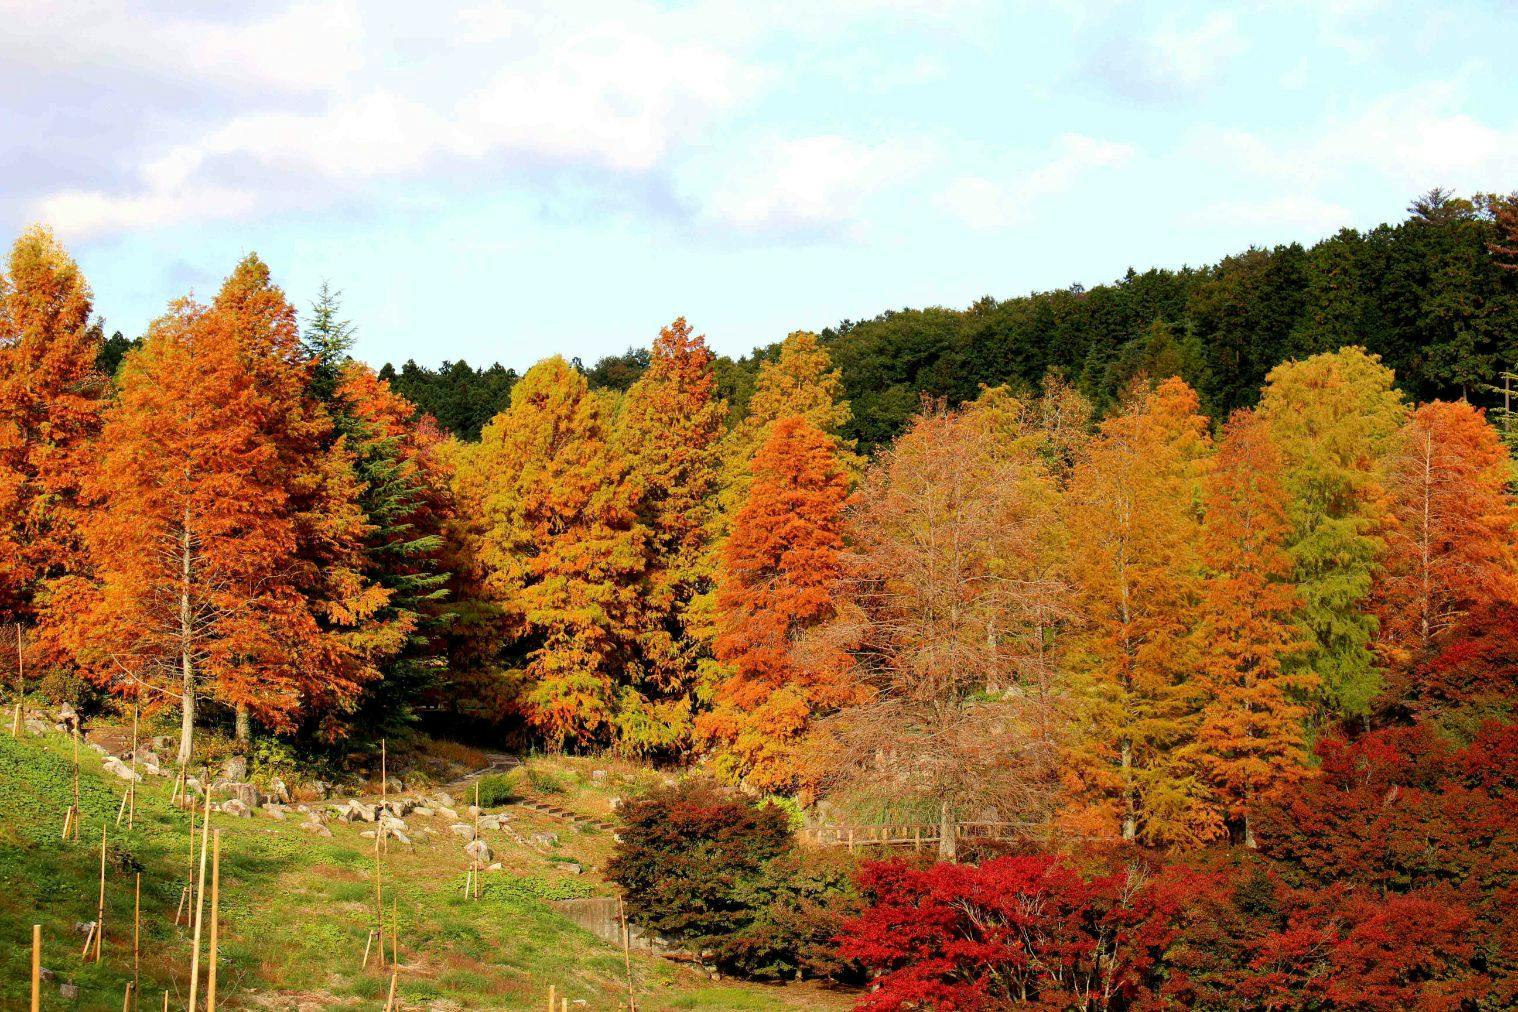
412,805,435,818
529,833,558,848
434,790,454,807
132,749,161,767
487,862,503,872
59,982,79,999
591,769,607,781
339,801,376,823
360,830,376,839
220,798,251,818
609,796,623,810
463,838,493,864
559,862,583,875
105,760,141,783
86,742,108,755
185,777,204,796
262,805,287,821
390,830,412,846
449,822,476,841
478,815,504,831
151,735,175,752
301,820,332,838
140,763,163,778
220,755,248,782
382,798,414,818
390,777,406,794
57,702,78,728
467,805,481,818
379,815,408,834
437,807,459,821
221,782,262,809
268,777,291,804
24,718,48,735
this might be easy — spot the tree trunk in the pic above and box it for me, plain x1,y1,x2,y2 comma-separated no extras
1120,738,1137,842
235,703,251,745
1243,809,1257,850
937,800,957,862
176,511,195,768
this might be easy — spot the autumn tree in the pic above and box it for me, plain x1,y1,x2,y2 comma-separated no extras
1378,400,1518,673
0,225,105,628
1257,347,1406,724
699,416,861,792
821,390,1067,858
614,318,726,753
457,356,645,746
1187,410,1314,847
1065,376,1214,846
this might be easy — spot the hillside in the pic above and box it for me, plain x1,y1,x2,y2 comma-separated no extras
0,717,848,1010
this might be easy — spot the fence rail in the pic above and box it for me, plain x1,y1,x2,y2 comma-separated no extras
800,820,1051,851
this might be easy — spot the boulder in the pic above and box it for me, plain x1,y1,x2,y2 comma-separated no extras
390,830,412,846
412,805,435,818
220,755,248,782
463,838,493,864
437,807,459,821
267,777,291,804
449,822,476,841
221,782,262,809
301,820,333,838
434,790,454,807
379,815,408,834
591,769,607,782
262,805,287,821
339,801,376,823
529,832,559,848
220,798,251,818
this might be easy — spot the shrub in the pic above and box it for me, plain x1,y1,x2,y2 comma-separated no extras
474,773,520,808
607,780,857,980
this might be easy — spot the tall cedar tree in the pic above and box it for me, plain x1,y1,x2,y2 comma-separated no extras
459,356,644,747
1258,347,1406,724
614,318,726,754
50,260,373,763
332,362,454,735
1066,376,1214,846
0,226,105,629
1187,409,1315,847
823,390,1067,858
302,285,454,736
700,415,862,792
1377,400,1518,678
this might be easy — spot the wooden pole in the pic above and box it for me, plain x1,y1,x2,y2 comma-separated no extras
361,928,376,970
373,819,383,953
473,780,481,900
128,705,138,828
71,726,81,842
383,968,398,1011
134,872,141,1009
162,991,168,1012
187,787,211,1011
619,896,636,1011
380,738,387,855
95,820,108,960
208,829,220,1010
121,982,133,1011
12,623,22,737
30,923,39,1012
547,983,556,1012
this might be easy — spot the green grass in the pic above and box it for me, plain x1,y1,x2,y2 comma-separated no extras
0,728,847,1010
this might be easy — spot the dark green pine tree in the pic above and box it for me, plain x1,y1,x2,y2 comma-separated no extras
305,286,454,738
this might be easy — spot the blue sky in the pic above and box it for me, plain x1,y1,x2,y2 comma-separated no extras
3,0,1516,369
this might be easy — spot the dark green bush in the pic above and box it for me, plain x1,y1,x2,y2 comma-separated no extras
473,772,520,807
606,779,859,981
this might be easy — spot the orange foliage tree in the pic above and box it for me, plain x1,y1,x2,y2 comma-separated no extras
1186,409,1315,847
458,356,645,747
615,318,725,753
1065,377,1214,846
0,226,105,627
49,257,378,763
823,390,1067,858
699,415,861,792
1377,400,1518,675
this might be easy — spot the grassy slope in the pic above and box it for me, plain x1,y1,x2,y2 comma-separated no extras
0,729,848,1010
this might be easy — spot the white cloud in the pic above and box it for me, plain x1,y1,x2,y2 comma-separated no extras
1199,83,1518,193
702,135,930,239
1148,13,1243,89
934,134,1134,231
1192,196,1353,235
36,186,260,238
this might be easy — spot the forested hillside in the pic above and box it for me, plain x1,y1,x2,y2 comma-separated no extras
5,189,1518,1007
383,189,1518,449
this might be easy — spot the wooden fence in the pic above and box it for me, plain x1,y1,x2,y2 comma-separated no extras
800,820,1050,852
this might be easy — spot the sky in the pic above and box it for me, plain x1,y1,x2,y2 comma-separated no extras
3,0,1517,370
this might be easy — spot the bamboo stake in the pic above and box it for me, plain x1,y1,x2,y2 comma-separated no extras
361,928,376,970
380,738,387,855
81,921,96,958
547,983,556,1012
121,982,133,1011
128,705,138,828
473,780,481,900
163,991,168,1012
174,885,189,927
562,999,568,1012
619,897,636,1011
208,829,220,1011
373,818,384,955
94,820,108,960
187,787,211,1011
12,623,24,737
61,803,73,842
391,895,398,970
383,968,398,1011
134,872,141,1009
30,923,39,1012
